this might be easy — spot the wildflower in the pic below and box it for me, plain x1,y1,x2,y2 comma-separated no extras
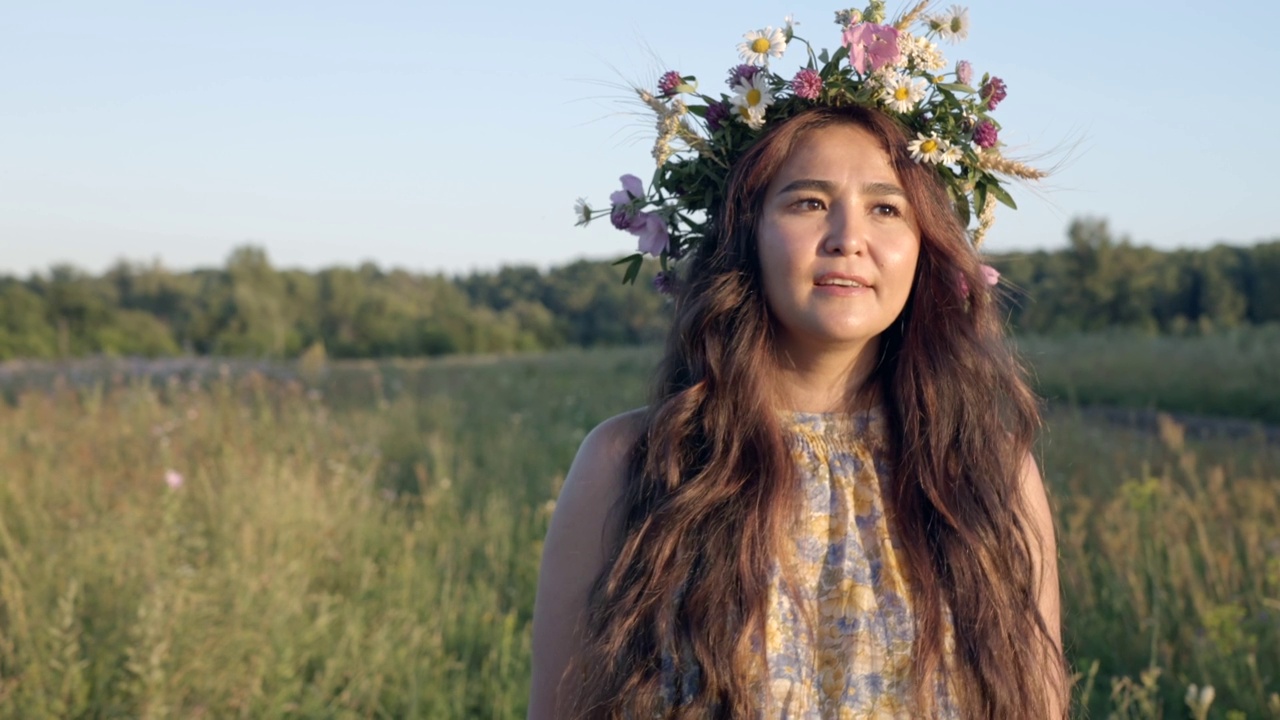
629,211,670,256
981,76,1008,110
738,27,787,66
791,68,824,100
973,119,998,148
940,143,963,166
783,13,799,38
929,5,970,43
907,132,946,163
834,8,862,27
706,100,731,131
164,469,184,490
842,22,900,74
653,270,675,295
574,197,592,226
657,70,683,97
879,73,927,113
730,72,776,130
980,264,1000,286
610,174,645,229
902,35,946,72
955,59,973,85
726,63,761,88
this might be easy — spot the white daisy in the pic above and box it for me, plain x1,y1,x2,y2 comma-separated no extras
737,26,787,66
784,13,799,34
879,73,927,113
730,73,775,130
907,132,947,164
929,5,970,44
574,197,592,226
940,143,963,166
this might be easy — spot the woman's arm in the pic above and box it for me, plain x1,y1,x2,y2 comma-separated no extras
1019,455,1068,719
527,410,643,720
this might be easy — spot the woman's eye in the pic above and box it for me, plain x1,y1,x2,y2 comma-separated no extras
873,203,902,217
793,197,825,211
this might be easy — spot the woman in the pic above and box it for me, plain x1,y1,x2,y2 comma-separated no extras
533,9,1068,719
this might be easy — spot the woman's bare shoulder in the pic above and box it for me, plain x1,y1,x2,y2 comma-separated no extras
553,408,647,520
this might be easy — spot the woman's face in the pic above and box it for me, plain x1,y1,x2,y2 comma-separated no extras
756,123,921,361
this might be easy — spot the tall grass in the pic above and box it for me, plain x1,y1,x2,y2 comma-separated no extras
0,348,1277,718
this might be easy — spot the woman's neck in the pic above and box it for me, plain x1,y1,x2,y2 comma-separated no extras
769,336,881,413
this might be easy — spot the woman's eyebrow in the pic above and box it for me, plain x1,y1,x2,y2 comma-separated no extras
775,178,835,194
775,179,906,197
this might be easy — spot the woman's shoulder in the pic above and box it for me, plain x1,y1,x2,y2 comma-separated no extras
551,408,647,530
578,407,647,468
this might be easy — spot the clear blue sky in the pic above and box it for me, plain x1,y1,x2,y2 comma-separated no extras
2,0,1276,277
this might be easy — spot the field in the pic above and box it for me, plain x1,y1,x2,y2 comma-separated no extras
1,335,1278,719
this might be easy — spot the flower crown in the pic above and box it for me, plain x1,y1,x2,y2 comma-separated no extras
574,1,1044,290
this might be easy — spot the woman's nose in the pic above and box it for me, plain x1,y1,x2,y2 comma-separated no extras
822,206,864,256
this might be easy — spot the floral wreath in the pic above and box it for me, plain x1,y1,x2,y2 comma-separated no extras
574,1,1044,291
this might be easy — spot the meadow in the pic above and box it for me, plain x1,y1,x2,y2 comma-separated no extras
1,335,1278,719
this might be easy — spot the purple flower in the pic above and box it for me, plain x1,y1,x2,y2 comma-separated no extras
628,211,670,256
973,120,998,148
841,22,899,74
658,70,683,97
981,76,1008,110
609,174,644,229
791,68,823,100
955,60,973,86
981,264,1001,286
706,100,731,131
653,271,675,295
726,64,761,87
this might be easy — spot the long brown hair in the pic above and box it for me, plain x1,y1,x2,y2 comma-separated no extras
565,105,1068,719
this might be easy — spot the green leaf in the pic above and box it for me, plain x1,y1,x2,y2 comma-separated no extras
818,49,830,64
988,181,1017,210
688,104,707,118
935,82,976,94
973,182,989,219
616,253,640,284
950,182,971,227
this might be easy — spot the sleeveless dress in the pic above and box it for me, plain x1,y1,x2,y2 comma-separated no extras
661,408,960,718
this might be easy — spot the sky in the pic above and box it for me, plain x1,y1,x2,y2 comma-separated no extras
2,0,1277,278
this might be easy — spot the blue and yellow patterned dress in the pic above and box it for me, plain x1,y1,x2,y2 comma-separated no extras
662,408,959,718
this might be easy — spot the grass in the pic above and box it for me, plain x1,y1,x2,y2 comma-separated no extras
0,343,1277,718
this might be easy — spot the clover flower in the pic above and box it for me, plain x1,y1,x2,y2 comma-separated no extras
658,70,683,97
738,27,787,66
981,76,1008,110
726,63,762,87
973,120,998,148
929,5,970,43
879,72,927,113
791,68,824,100
842,22,900,74
730,72,775,130
907,132,947,163
955,59,973,86
706,100,731,131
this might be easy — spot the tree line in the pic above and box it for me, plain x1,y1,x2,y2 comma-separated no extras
1,218,1276,361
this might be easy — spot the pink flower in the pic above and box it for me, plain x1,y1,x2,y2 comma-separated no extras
973,120,998,148
791,68,823,100
981,76,1007,110
956,264,1001,298
841,22,900,74
658,70,683,97
628,211,670,256
164,469,184,490
955,60,973,86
